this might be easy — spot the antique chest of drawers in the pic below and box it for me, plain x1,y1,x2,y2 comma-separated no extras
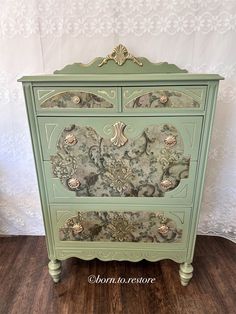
19,45,223,286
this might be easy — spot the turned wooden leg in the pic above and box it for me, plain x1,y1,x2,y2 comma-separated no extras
179,262,193,286
48,259,61,283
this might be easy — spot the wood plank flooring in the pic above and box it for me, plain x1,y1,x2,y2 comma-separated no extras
0,235,235,314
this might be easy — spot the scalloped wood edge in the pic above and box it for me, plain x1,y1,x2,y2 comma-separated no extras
54,57,188,74
55,248,187,263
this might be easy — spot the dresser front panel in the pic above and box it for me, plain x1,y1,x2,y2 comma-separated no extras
33,87,120,113
122,85,207,112
50,204,191,249
38,116,202,203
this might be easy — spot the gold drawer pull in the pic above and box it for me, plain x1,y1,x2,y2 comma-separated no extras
68,178,81,189
64,134,77,146
160,179,173,190
158,224,169,235
72,96,81,104
159,95,168,104
164,135,177,147
72,223,83,234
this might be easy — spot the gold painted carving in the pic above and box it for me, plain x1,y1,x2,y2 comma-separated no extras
98,44,143,67
107,214,135,241
104,160,133,192
97,89,116,99
111,121,128,147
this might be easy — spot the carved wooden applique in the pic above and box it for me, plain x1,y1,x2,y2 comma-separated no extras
98,44,143,67
111,121,128,147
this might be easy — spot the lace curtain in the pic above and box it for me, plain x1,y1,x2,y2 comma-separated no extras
0,0,235,242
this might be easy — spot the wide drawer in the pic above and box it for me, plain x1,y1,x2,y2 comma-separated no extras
38,116,202,203
50,204,191,250
43,160,197,205
38,116,203,161
122,85,207,112
33,87,120,113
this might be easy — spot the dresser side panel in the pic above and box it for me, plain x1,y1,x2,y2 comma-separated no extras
22,83,55,259
186,81,219,262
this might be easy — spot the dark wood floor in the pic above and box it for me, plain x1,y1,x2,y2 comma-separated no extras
0,236,235,314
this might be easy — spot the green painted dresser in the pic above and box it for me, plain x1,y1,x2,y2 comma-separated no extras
19,45,223,286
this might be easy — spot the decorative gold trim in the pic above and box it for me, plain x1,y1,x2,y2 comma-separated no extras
98,44,143,67
156,213,168,224
97,89,116,99
107,214,135,242
123,89,145,100
111,121,128,147
37,89,55,100
104,160,133,192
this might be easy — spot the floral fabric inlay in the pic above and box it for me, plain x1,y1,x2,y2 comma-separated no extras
41,91,113,108
125,90,200,108
59,211,183,243
51,124,190,197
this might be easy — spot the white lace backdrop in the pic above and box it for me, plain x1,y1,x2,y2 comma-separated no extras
0,0,235,242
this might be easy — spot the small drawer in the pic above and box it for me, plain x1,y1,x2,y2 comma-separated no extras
50,204,191,249
122,85,207,112
33,87,120,113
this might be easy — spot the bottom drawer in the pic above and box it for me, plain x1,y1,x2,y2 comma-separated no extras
50,204,191,250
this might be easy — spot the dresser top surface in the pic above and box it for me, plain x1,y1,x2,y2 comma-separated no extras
18,73,223,82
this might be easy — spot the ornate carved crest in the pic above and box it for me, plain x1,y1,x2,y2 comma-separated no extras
98,44,143,67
